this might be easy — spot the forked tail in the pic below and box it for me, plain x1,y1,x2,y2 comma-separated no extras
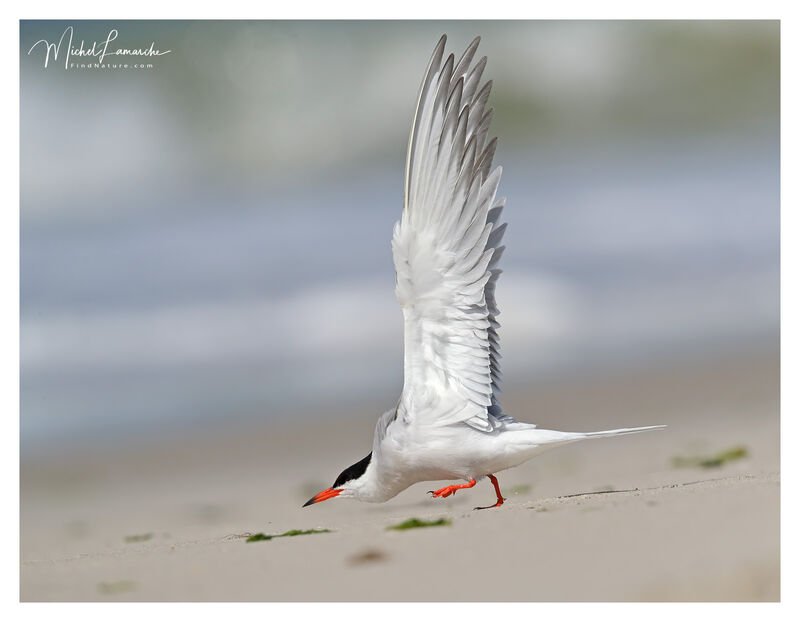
515,424,666,450
581,425,666,438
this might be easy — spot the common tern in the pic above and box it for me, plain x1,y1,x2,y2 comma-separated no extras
304,35,664,510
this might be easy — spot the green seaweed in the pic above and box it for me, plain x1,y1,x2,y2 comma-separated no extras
245,528,331,542
246,533,273,542
124,533,153,543
386,517,451,531
672,446,749,469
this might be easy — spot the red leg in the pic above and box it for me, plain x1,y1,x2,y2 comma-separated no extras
474,474,505,510
428,478,477,499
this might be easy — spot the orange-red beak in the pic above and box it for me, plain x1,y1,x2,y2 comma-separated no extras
303,488,342,507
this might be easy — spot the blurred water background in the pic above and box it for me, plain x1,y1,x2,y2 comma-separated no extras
20,20,779,455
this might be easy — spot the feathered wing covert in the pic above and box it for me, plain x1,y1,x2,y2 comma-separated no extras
392,35,508,431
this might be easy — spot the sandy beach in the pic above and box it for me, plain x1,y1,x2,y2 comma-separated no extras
20,348,779,602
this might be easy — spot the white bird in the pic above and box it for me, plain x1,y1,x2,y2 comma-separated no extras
304,35,664,510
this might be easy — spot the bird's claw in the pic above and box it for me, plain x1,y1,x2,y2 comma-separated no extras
474,497,505,510
428,479,478,500
429,486,458,499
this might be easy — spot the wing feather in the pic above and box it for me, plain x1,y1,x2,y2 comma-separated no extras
393,36,508,430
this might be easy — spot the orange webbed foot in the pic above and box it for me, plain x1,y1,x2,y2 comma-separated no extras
428,485,461,498
474,498,505,510
427,478,477,500
473,474,506,510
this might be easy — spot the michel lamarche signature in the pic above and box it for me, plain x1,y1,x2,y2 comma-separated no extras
28,26,171,69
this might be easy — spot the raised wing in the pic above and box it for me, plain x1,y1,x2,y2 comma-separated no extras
392,35,507,431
